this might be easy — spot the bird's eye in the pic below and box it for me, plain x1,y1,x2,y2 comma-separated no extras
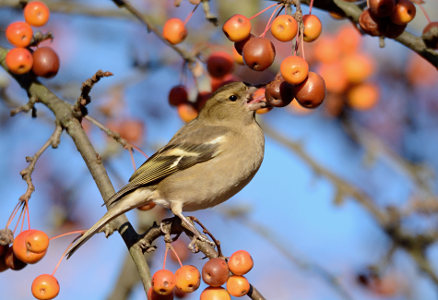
228,95,238,101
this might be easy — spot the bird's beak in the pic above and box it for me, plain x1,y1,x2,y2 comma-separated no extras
246,86,267,111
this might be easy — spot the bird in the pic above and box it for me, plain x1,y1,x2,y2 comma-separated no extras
66,81,266,258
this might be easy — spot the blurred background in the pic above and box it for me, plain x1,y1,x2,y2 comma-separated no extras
0,0,438,299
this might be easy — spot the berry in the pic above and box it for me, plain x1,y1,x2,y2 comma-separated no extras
280,56,309,85
202,257,230,287
347,83,379,110
294,72,326,108
313,36,341,64
137,202,156,211
303,15,322,42
5,21,33,47
32,47,60,78
147,287,174,300
163,18,187,45
175,265,201,293
4,247,27,270
5,48,33,75
271,15,298,42
232,47,244,65
152,269,176,296
168,85,189,107
31,274,60,300
200,287,231,300
369,0,395,17
207,52,234,79
318,63,348,94
234,34,253,55
336,25,362,54
177,103,198,122
24,1,50,27
359,9,383,36
228,250,254,276
423,22,438,49
222,14,251,42
390,0,416,25
12,230,48,264
25,229,49,253
226,275,250,297
242,37,276,71
265,76,294,107
341,53,375,84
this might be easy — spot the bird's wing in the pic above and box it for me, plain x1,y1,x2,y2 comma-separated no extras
104,125,229,206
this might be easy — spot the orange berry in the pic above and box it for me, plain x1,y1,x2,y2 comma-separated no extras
175,265,201,293
390,0,416,25
287,98,313,115
163,18,187,45
202,257,230,287
137,202,156,211
200,287,231,300
341,53,375,84
226,275,250,297
256,107,273,114
280,56,309,85
336,25,362,54
207,52,234,78
4,246,27,270
232,47,244,65
24,1,50,27
31,274,60,300
152,269,176,295
318,63,348,94
6,21,33,48
177,103,197,123
271,15,298,42
168,85,189,107
228,250,253,276
5,48,33,75
12,230,47,264
303,14,322,42
347,83,379,110
147,287,174,300
313,36,341,63
222,14,251,42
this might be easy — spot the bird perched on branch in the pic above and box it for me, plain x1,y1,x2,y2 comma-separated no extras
66,81,266,257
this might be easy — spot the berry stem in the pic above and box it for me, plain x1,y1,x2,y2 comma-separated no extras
184,3,199,25
162,245,170,270
20,207,26,233
13,205,25,235
25,200,31,230
170,245,184,268
249,3,279,20
128,144,149,159
128,146,137,171
418,3,431,23
6,201,21,228
50,230,86,241
309,0,314,14
260,4,283,38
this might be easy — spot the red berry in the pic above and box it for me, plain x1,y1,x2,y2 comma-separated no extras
32,47,60,78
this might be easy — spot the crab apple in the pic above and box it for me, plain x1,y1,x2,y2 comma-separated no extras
152,269,176,296
5,48,33,75
32,47,60,78
303,14,322,42
137,202,156,211
5,21,33,47
226,275,250,297
177,103,198,122
234,33,253,55
232,47,244,65
168,85,189,107
31,274,60,300
4,247,27,270
313,36,341,64
390,0,416,25
341,53,375,84
369,0,395,17
382,21,407,38
195,91,211,110
228,250,254,276
200,287,231,300
359,9,383,36
423,22,438,49
147,287,174,300
271,15,298,42
12,230,47,264
163,18,187,45
242,37,276,71
222,14,251,42
24,1,50,27
175,265,201,293
280,56,309,85
336,25,362,54
0,245,7,257
207,52,234,78
318,63,348,94
265,76,294,107
347,83,379,110
294,72,326,108
170,239,189,263
202,257,230,287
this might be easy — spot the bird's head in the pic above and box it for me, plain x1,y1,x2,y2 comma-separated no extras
199,82,267,123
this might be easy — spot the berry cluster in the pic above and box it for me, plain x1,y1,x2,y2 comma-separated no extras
222,5,327,110
149,249,254,299
0,229,60,300
4,1,60,78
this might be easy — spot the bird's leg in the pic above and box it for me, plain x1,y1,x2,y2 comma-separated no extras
170,203,214,246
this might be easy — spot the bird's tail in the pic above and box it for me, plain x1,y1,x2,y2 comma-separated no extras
66,199,148,258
